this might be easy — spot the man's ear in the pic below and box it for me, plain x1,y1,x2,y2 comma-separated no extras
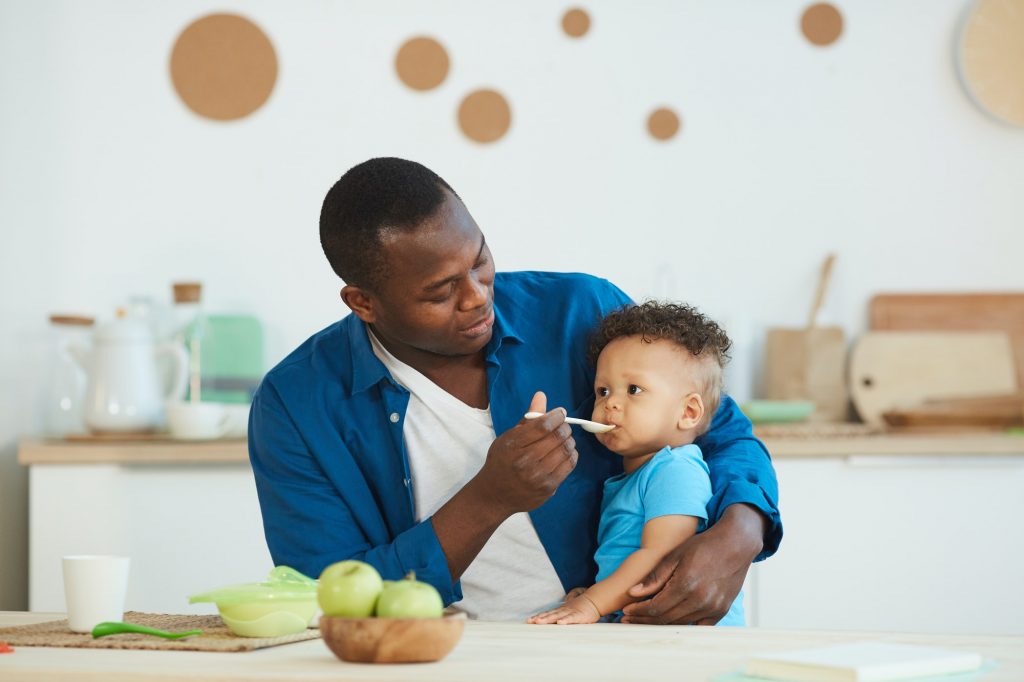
677,392,705,431
341,285,377,324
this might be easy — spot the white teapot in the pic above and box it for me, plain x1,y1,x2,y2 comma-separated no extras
69,315,188,433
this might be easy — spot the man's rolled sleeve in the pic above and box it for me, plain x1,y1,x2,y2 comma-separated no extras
696,395,783,562
707,479,782,562
370,516,462,602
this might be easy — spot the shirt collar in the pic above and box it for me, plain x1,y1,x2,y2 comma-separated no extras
485,297,524,357
346,297,524,396
348,317,391,396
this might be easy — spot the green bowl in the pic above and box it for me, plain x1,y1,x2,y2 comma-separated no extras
189,566,318,638
740,400,815,424
217,601,317,637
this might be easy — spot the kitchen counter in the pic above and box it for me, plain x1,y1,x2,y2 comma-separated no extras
17,430,1024,465
1,611,1021,681
19,435,1024,634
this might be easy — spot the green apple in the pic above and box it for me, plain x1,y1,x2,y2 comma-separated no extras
317,560,383,617
375,572,443,618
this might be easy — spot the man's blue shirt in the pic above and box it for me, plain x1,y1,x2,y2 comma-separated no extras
249,271,782,606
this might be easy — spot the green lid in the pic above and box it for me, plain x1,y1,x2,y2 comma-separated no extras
188,566,317,606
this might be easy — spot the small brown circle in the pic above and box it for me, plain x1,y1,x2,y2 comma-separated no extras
170,13,277,121
562,8,591,38
458,90,512,144
801,3,843,46
647,108,681,141
395,37,450,91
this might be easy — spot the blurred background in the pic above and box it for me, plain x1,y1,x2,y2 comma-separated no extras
1,0,1022,633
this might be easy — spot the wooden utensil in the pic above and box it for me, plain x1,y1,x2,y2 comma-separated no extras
764,254,848,422
869,293,1024,387
849,331,1017,426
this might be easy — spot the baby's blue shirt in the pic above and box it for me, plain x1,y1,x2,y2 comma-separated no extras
595,444,746,626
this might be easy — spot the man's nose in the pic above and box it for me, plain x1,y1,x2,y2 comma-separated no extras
459,274,488,310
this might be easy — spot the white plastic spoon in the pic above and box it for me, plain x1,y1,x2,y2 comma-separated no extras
524,412,617,434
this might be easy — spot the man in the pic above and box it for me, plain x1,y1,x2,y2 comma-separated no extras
249,157,781,623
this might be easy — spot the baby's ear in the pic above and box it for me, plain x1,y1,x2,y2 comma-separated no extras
677,393,705,431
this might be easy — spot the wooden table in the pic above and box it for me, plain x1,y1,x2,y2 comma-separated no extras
1,612,1021,681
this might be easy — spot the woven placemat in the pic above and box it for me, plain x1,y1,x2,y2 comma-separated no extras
0,611,320,652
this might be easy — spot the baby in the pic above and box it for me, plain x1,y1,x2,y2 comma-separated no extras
528,301,744,625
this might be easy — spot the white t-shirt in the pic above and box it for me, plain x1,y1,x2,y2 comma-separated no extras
369,331,566,621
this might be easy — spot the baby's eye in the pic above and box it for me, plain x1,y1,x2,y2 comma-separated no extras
628,385,643,395
596,387,609,397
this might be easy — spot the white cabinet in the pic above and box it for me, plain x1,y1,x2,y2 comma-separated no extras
29,461,272,615
750,454,1024,635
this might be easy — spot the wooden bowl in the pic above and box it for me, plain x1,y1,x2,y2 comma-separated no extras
319,614,465,663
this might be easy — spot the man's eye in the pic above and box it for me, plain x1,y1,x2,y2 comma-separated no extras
428,283,456,303
628,385,643,395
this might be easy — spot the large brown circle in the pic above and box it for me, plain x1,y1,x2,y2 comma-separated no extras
458,90,512,144
395,37,450,91
170,13,277,121
647,108,681,141
801,3,843,46
562,8,591,38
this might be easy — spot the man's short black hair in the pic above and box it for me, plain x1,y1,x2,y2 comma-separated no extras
320,157,457,289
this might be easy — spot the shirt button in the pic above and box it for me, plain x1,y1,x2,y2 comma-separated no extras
389,412,400,423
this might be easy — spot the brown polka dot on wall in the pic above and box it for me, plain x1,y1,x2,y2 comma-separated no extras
647,108,680,141
458,89,512,144
562,8,591,38
170,13,277,121
801,3,843,46
395,37,450,91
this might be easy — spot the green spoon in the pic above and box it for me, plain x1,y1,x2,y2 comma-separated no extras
91,621,203,640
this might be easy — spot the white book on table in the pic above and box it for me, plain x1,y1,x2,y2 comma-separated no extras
745,641,984,682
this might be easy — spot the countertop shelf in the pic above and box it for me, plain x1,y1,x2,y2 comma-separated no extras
18,429,1024,465
18,438,249,465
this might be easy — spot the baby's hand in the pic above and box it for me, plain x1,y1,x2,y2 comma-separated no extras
527,595,602,625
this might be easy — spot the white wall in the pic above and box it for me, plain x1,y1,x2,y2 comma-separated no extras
1,0,1021,610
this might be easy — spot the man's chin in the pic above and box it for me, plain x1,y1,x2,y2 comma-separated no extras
437,328,493,357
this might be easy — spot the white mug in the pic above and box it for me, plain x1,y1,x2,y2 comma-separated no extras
62,555,130,633
165,401,232,440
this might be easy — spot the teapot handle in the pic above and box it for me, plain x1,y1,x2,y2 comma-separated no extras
156,342,190,401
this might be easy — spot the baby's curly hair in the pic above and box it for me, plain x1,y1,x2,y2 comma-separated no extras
588,301,732,431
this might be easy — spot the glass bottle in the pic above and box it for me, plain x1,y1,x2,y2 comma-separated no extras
43,314,94,437
171,282,204,402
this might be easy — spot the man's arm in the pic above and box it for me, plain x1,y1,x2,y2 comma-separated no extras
250,382,576,602
620,396,781,625
432,392,578,580
696,395,781,559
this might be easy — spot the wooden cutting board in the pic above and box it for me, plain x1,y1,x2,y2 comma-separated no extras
763,327,847,422
870,293,1024,387
849,331,1017,426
